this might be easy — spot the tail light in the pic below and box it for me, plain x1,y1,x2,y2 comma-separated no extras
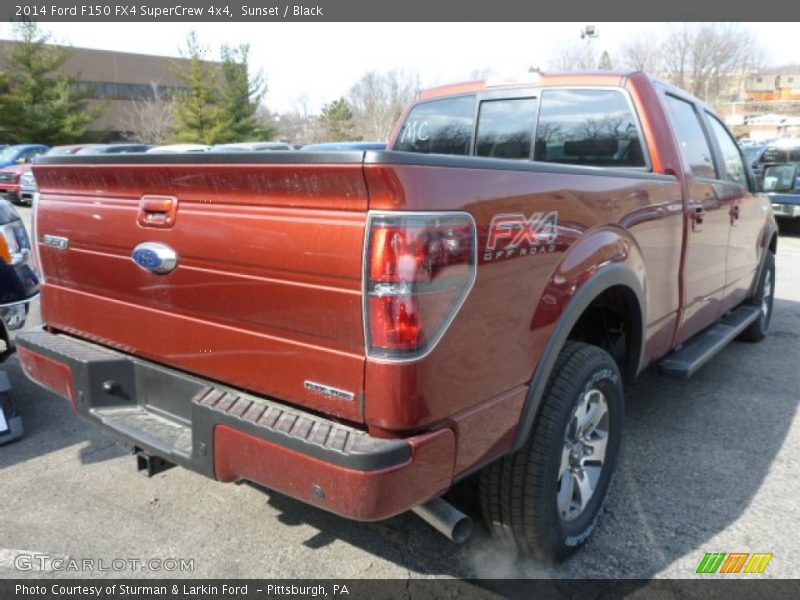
364,212,477,360
0,220,30,266
30,171,43,278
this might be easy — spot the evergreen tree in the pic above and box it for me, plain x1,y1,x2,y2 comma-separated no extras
171,34,277,144
0,22,104,144
317,97,359,142
598,50,613,70
218,44,277,141
170,32,228,144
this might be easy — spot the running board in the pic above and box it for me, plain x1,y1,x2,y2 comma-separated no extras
660,306,760,378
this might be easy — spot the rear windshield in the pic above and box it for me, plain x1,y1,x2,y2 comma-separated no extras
393,88,647,168
394,95,476,155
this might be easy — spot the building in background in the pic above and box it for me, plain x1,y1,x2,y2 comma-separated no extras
746,68,800,102
0,41,218,140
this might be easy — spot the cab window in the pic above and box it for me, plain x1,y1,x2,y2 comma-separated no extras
533,89,646,168
475,98,537,159
394,95,476,155
705,113,747,186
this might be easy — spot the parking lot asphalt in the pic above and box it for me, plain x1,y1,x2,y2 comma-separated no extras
1,206,799,580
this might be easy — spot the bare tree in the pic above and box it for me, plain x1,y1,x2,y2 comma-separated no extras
121,83,175,144
548,41,597,71
277,94,321,145
660,24,764,102
470,68,492,80
619,33,662,72
349,70,419,141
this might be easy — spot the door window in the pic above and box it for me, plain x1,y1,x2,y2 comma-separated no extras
705,113,747,186
664,95,716,179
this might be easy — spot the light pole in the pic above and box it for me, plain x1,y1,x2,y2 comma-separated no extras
580,25,599,69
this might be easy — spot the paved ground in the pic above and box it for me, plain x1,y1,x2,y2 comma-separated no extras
1,207,799,580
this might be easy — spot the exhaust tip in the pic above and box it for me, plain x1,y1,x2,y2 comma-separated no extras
450,514,473,544
412,497,473,543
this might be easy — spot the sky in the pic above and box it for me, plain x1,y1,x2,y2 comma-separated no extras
1,22,798,114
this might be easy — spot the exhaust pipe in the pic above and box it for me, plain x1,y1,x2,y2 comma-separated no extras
412,497,472,543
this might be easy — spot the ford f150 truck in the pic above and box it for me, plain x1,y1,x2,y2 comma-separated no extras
18,71,777,562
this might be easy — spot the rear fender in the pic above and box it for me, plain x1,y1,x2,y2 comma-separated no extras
512,228,646,451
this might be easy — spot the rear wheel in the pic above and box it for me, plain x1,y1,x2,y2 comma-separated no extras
479,342,624,561
740,252,775,342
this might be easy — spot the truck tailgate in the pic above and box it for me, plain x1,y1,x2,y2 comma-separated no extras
32,154,368,423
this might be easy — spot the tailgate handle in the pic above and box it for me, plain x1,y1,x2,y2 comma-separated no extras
138,195,178,228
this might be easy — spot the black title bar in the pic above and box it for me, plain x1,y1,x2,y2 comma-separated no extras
3,0,800,21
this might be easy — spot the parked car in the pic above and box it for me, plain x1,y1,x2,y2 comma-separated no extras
20,71,776,561
18,169,37,206
0,198,39,445
0,199,39,332
301,141,387,151
746,138,800,177
210,142,294,152
0,144,48,169
0,164,28,204
75,144,152,155
741,143,766,168
762,162,800,218
45,144,102,156
146,144,211,153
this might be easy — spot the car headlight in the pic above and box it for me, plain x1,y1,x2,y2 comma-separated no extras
0,221,31,265
20,172,36,188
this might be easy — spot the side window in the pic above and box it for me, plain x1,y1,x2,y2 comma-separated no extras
664,95,716,179
394,95,476,156
475,98,537,159
533,89,646,168
705,113,747,186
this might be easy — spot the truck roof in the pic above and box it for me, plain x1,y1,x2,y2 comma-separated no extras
417,71,638,100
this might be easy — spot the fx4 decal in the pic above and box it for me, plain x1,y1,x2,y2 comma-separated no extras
484,211,558,261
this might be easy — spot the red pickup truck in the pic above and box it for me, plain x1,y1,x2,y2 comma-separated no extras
18,71,776,561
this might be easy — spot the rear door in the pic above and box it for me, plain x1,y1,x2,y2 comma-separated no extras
702,112,765,310
33,154,369,423
663,93,730,344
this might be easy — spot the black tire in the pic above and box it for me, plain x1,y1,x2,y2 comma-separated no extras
479,342,624,562
740,252,775,343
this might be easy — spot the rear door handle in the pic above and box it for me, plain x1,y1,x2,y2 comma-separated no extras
690,205,705,232
730,203,740,225
138,195,178,228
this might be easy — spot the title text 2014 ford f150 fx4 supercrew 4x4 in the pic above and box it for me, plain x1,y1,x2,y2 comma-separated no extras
18,71,776,561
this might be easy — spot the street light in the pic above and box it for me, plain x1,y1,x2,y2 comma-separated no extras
581,25,598,40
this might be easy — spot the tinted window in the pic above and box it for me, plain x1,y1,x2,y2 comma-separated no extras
790,147,800,162
533,89,646,167
476,98,537,159
705,114,747,186
664,95,715,179
395,95,475,155
760,146,788,163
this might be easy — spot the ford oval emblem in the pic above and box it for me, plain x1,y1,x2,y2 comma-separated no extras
132,242,178,274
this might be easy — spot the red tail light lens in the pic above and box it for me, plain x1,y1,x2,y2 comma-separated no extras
365,212,476,359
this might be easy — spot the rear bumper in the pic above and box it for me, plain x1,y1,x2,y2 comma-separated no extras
16,327,456,520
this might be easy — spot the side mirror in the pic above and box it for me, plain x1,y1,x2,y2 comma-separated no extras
762,163,798,193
